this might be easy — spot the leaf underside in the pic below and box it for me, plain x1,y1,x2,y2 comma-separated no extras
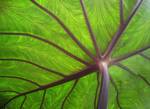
0,0,150,109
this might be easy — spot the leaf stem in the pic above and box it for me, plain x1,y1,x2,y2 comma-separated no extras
98,62,109,109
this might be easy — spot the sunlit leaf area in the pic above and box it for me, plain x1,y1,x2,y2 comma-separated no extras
0,0,150,109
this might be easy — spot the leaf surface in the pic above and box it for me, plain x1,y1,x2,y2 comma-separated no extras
0,0,150,109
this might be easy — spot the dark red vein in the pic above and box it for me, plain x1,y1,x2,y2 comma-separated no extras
40,90,46,109
110,77,122,109
94,72,100,109
2,64,98,106
111,45,150,64
80,0,101,58
117,63,150,86
120,0,124,25
61,79,78,109
0,32,90,66
31,0,95,59
0,76,40,87
125,0,143,26
139,53,150,60
20,96,27,109
0,58,66,77
104,0,143,58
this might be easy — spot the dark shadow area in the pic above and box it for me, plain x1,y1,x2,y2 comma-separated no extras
0,95,10,109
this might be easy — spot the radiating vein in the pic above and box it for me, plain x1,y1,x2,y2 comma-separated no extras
2,64,97,106
0,76,40,87
0,32,90,66
80,0,101,57
117,63,150,86
0,90,25,108
0,90,20,108
61,79,78,109
104,0,143,58
110,77,122,109
139,53,150,60
20,96,27,109
126,0,143,25
31,0,95,59
40,90,46,109
120,0,124,24
0,58,66,77
0,90,19,94
111,45,150,64
94,72,100,109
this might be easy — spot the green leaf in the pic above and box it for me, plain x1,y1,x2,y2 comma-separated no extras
0,0,149,109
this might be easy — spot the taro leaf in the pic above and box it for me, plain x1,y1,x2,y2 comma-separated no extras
0,0,150,109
